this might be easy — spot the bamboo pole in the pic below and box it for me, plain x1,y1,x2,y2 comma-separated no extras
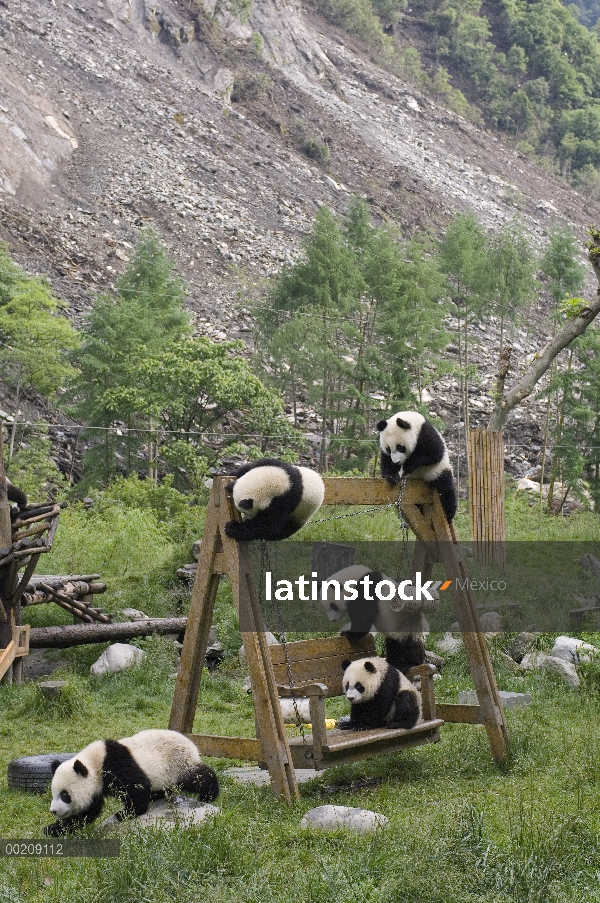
468,429,506,570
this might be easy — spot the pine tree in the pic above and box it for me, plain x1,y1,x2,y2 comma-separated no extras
71,228,191,485
0,245,79,463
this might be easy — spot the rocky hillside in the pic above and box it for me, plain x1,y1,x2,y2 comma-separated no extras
0,0,598,479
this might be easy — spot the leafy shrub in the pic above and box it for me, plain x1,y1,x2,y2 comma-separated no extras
300,138,330,164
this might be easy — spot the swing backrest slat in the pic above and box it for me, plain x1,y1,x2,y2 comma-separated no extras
270,634,377,698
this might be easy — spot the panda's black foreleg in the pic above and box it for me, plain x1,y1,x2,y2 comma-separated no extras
385,635,426,674
44,795,105,835
431,470,457,522
225,512,298,542
387,690,420,730
179,764,220,802
380,451,401,485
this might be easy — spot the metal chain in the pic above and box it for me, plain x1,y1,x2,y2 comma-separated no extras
260,541,310,756
310,502,397,524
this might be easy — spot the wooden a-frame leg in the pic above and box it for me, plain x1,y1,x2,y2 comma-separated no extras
233,542,300,802
171,478,299,802
431,495,509,764
170,485,223,734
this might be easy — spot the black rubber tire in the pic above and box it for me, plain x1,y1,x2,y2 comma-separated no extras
7,753,76,794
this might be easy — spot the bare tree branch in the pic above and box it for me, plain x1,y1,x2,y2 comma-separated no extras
488,230,600,431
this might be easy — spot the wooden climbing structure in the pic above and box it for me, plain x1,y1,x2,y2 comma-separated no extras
0,424,61,683
169,475,509,802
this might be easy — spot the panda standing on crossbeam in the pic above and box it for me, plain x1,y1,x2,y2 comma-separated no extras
377,411,457,522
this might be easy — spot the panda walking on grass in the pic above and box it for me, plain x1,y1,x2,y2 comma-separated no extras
46,729,219,835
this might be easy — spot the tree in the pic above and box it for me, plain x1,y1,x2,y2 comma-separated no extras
488,226,600,431
0,245,79,463
71,228,191,485
438,213,488,464
103,336,299,495
485,220,537,352
255,200,447,472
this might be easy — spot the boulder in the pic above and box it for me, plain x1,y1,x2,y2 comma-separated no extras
509,630,538,663
520,651,580,688
300,805,388,832
479,611,502,633
436,632,462,654
90,643,145,676
550,635,597,664
102,796,220,829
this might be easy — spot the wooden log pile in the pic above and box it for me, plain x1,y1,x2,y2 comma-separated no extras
22,574,111,623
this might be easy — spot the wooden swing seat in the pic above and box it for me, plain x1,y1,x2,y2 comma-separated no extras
271,634,443,770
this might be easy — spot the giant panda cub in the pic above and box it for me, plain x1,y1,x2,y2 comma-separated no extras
321,565,428,674
46,729,219,835
377,411,457,521
340,656,421,731
225,458,324,542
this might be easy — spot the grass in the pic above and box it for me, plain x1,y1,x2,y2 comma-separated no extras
2,487,600,901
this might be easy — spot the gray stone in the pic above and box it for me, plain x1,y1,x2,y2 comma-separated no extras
479,611,502,633
498,651,520,673
102,796,220,829
224,766,318,786
458,689,531,708
509,630,538,663
38,680,68,699
436,632,462,654
550,635,597,664
213,69,235,107
520,651,580,688
120,608,149,621
90,642,145,676
300,805,389,832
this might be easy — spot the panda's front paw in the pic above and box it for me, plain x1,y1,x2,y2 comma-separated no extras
337,716,352,731
224,520,247,541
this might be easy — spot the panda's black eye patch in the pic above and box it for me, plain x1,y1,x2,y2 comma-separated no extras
355,683,365,693
396,444,406,453
60,791,71,804
330,603,339,612
238,498,254,511
386,447,391,454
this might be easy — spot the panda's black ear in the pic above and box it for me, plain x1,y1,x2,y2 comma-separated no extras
376,420,387,432
396,418,411,430
73,759,88,778
50,760,62,775
364,660,376,673
341,659,351,671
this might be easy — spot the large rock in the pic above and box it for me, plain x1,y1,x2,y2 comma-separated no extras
102,796,220,829
90,643,145,676
436,632,462,654
509,630,538,663
520,651,580,688
300,805,388,832
479,611,502,633
550,635,597,664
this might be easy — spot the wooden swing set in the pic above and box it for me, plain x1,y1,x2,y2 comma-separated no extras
169,475,509,802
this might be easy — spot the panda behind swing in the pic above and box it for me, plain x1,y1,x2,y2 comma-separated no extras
377,411,457,522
